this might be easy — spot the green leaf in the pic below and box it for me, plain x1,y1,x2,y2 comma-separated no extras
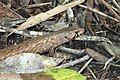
45,68,86,80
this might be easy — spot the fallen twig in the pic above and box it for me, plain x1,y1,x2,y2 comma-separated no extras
103,56,115,69
0,25,49,37
18,0,84,30
87,66,98,80
0,26,31,37
78,5,120,22
56,55,90,68
75,35,112,44
26,2,52,8
100,0,120,20
112,6,120,14
79,58,93,73
15,2,52,11
112,0,120,11
58,46,85,55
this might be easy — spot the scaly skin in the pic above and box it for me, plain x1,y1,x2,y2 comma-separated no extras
0,26,84,60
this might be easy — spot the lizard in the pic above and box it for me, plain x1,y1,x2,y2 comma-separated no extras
0,26,84,60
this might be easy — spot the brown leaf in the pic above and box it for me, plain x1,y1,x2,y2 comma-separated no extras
0,74,22,80
0,2,22,18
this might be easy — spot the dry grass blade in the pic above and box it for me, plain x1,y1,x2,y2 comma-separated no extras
79,5,120,22
112,0,120,11
79,58,93,73
18,1,84,30
100,0,120,20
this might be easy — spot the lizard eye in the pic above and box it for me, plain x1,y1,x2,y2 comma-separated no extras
64,36,68,39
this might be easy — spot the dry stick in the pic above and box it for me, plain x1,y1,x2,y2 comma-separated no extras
26,2,52,8
78,5,120,22
0,26,31,37
112,0,120,10
56,55,90,68
91,61,120,67
100,0,120,20
103,56,115,69
0,27,84,60
87,66,98,80
78,58,93,73
103,25,120,35
75,35,112,44
0,27,46,37
18,0,85,30
58,46,85,55
57,46,85,59
15,2,52,10
85,48,120,68
112,6,120,14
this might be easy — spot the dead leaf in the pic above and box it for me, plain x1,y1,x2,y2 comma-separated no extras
0,74,22,80
0,2,22,18
0,53,63,74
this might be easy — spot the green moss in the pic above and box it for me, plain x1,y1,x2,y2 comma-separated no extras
44,68,86,80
